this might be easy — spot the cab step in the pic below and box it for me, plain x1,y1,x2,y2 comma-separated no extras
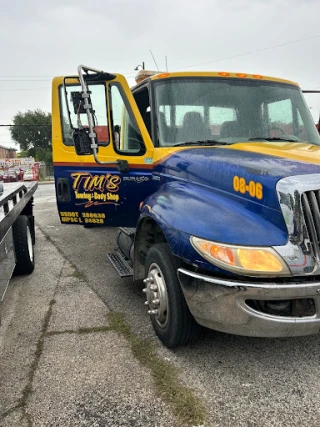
108,248,133,277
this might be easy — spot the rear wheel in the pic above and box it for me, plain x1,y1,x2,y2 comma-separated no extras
12,215,35,275
144,243,201,348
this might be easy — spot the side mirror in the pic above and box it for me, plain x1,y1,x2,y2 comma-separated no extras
70,91,93,115
72,129,95,156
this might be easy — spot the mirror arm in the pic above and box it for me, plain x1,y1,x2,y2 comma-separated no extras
77,65,119,166
90,151,129,172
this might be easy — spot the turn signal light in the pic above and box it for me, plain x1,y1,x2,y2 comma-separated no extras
199,241,235,266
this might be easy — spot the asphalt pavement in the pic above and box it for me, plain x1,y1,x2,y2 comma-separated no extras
1,183,320,427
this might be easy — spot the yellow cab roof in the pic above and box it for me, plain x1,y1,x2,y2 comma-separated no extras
148,71,299,86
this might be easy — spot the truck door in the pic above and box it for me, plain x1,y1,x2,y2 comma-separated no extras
52,69,155,227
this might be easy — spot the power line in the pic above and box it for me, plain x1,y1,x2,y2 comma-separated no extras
2,32,317,86
173,33,320,70
0,124,51,127
0,79,50,82
0,72,137,80
0,32,316,92
0,87,49,92
0,75,53,78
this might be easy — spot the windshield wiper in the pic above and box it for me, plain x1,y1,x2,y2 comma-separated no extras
248,137,299,143
174,140,230,147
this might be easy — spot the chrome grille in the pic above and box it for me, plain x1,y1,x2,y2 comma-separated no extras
301,190,320,260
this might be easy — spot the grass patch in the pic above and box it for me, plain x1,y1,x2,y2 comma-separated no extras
107,312,207,426
78,325,111,334
69,269,86,280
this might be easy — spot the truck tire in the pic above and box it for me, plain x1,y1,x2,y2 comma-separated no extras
12,215,35,275
145,243,201,348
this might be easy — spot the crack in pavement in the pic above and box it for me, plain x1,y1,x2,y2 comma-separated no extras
16,259,66,427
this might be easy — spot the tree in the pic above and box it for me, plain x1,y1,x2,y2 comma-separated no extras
17,150,29,158
10,110,52,163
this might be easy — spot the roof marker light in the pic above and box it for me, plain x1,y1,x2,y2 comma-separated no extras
218,72,230,76
236,73,247,78
253,74,263,79
157,73,170,78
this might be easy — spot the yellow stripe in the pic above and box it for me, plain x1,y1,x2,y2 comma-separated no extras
150,71,298,86
152,146,195,164
225,142,320,165
152,142,320,166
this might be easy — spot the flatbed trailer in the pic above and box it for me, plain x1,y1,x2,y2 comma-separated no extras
0,181,38,312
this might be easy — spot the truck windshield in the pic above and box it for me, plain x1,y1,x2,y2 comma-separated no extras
154,78,320,147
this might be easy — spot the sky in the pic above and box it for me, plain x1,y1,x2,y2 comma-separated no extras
0,0,320,150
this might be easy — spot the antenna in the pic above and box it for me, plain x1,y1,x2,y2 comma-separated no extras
165,55,168,72
149,49,159,71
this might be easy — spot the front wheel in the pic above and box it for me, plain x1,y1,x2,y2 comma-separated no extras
12,215,35,275
144,243,201,348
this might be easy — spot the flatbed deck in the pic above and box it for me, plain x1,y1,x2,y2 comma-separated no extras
0,182,38,240
0,181,38,303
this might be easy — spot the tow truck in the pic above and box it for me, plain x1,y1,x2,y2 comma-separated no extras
52,65,320,347
0,181,37,317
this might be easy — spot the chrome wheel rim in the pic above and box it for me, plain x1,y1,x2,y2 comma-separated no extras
144,263,169,329
27,227,33,262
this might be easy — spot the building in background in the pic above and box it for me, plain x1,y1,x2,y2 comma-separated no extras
0,145,17,160
0,156,34,170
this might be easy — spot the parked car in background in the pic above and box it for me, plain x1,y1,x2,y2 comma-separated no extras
23,170,34,181
3,169,18,182
10,168,24,180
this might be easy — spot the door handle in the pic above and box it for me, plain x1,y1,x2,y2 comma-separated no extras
57,178,71,202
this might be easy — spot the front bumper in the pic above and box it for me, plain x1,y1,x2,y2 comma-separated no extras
178,268,320,337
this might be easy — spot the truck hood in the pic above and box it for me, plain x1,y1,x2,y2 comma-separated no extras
154,142,320,211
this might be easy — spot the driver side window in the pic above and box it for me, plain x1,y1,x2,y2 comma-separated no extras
110,84,145,155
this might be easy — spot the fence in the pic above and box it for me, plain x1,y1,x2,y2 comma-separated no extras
39,164,54,181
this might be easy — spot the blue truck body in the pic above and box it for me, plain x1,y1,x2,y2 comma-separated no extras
52,67,320,347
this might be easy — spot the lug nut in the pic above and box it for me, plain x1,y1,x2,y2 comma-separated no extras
152,299,160,306
143,278,150,284
144,301,149,306
148,309,159,315
150,284,158,291
142,288,147,293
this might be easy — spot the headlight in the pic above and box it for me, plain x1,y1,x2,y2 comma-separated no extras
190,236,291,276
